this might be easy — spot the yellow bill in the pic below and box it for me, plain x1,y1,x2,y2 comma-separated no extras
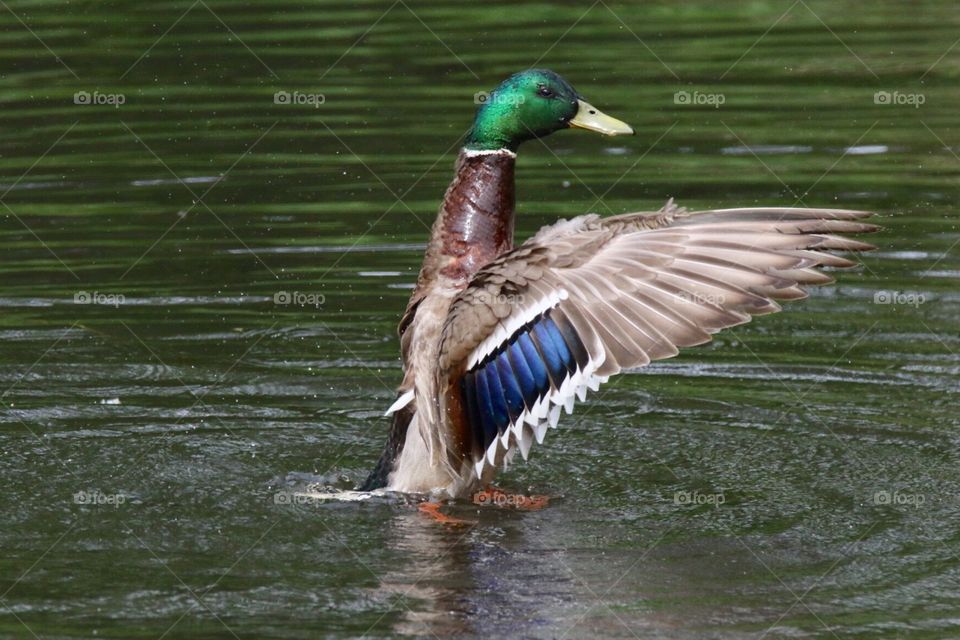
568,99,634,136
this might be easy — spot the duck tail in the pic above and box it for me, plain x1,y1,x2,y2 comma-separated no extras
358,401,415,491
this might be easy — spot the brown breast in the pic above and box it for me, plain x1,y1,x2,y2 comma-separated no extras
435,149,516,284
399,148,517,352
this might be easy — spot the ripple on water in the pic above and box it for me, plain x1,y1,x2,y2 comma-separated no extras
222,243,426,255
721,144,813,155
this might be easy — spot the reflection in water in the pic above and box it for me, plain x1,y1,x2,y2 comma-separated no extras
377,510,476,637
370,506,733,638
372,505,683,639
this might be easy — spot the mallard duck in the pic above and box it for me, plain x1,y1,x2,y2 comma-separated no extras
359,69,876,499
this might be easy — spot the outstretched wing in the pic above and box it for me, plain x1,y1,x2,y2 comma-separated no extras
435,204,878,482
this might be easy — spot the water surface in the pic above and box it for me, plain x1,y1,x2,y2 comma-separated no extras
1,1,958,638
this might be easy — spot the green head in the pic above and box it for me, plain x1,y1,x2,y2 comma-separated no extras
465,69,633,152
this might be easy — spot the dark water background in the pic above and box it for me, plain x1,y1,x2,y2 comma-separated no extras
1,1,958,638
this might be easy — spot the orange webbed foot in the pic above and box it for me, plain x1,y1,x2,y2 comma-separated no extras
418,501,470,525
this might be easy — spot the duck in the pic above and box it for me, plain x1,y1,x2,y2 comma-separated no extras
358,69,876,501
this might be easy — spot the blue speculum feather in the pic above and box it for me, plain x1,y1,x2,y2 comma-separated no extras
531,322,567,386
550,313,589,369
483,365,510,433
472,368,499,445
495,356,525,422
507,340,537,409
542,316,576,374
463,309,589,454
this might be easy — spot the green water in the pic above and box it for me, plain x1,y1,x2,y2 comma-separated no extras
1,1,958,638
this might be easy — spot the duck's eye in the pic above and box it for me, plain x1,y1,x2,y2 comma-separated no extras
536,85,554,98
